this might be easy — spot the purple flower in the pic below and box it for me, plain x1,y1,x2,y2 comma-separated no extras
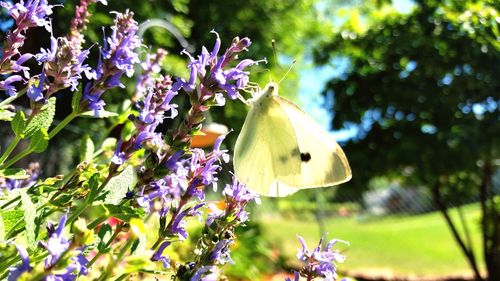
40,213,71,267
7,243,31,281
293,236,348,281
209,239,234,265
0,0,55,77
0,0,55,32
151,241,171,268
38,213,89,280
82,10,141,116
0,75,23,96
134,48,167,99
177,31,263,100
190,266,219,281
26,71,46,102
0,162,40,191
170,203,204,240
34,36,93,95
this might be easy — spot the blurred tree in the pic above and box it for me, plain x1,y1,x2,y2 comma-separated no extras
316,0,499,280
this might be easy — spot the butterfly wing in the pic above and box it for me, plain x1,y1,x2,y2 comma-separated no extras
234,93,303,197
276,96,352,188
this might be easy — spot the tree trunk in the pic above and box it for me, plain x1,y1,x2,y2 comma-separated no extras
480,161,500,281
432,182,483,281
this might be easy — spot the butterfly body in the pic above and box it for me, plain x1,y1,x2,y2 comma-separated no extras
234,82,351,197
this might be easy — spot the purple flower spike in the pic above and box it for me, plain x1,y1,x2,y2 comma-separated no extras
0,0,55,32
190,266,219,281
0,75,23,96
7,243,31,281
209,239,234,265
26,71,46,102
292,235,348,281
152,241,171,268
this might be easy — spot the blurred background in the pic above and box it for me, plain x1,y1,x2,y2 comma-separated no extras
1,0,499,280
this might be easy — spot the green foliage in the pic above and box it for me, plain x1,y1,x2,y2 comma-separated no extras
23,97,56,138
19,189,36,246
316,0,499,195
316,0,499,278
0,168,28,180
102,165,136,205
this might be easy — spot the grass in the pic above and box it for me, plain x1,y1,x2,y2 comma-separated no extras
257,203,485,278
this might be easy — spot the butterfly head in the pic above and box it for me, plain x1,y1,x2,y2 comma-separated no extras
262,81,279,98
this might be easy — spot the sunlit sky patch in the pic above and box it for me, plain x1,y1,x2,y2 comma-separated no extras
297,0,415,142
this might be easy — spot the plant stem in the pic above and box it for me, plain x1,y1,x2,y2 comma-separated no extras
0,136,21,166
87,224,124,268
48,111,79,139
0,148,33,169
0,86,28,108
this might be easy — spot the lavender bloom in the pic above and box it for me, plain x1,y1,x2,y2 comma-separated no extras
82,10,141,116
7,243,31,281
0,0,55,75
293,236,348,281
134,48,167,100
170,203,204,240
0,0,54,31
26,71,46,102
190,266,219,281
0,75,23,96
39,213,89,280
0,162,40,191
68,0,108,51
178,31,263,101
209,239,234,265
40,213,71,267
34,36,94,95
151,241,171,268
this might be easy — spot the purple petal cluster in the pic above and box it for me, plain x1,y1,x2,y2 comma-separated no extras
38,213,89,280
290,236,348,281
0,162,40,192
190,266,219,281
0,0,54,75
134,48,168,100
82,10,141,116
177,31,263,102
110,75,178,166
206,176,260,226
169,203,204,240
209,239,234,265
7,243,31,281
33,36,94,98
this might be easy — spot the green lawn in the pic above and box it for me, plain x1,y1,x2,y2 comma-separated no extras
258,204,485,278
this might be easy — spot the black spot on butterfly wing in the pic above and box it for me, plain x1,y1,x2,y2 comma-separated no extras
300,152,311,162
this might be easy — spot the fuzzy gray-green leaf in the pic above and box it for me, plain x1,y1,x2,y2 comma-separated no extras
23,97,56,137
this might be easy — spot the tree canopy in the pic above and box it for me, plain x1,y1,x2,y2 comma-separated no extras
316,1,499,279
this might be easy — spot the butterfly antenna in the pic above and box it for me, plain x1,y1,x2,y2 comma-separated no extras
272,39,281,71
278,59,297,84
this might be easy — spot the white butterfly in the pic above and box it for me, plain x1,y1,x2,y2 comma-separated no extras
233,82,352,197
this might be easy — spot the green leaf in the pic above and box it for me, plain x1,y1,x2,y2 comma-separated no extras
80,134,95,162
19,189,36,246
0,108,15,121
80,110,118,118
103,165,136,205
11,110,26,138
28,128,49,153
0,168,29,179
1,209,24,234
0,213,4,241
100,204,145,222
23,97,56,137
97,223,113,252
71,90,82,111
